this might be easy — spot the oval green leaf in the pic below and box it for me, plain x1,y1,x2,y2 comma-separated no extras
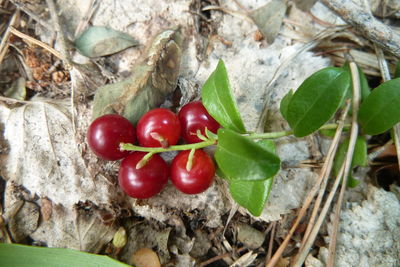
286,67,351,137
201,60,246,133
0,243,129,267
75,26,139,58
228,140,276,216
359,78,400,135
215,129,280,181
230,178,274,216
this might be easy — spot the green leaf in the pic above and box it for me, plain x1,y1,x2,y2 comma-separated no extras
230,179,274,216
286,67,351,137
358,78,400,135
201,60,246,133
75,26,139,58
332,136,367,188
280,89,293,121
0,244,129,267
228,140,277,216
215,129,280,181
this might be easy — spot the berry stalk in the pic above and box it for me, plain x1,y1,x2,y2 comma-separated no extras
120,123,349,154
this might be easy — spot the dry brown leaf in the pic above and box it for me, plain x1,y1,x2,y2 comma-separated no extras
0,101,119,251
92,28,183,124
1,100,118,207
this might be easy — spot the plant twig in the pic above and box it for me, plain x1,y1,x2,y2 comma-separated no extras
266,103,350,267
326,62,361,267
9,0,54,31
266,222,276,264
320,0,400,57
0,10,20,65
74,0,99,38
121,123,349,154
8,27,62,59
45,0,73,68
121,140,216,153
298,101,351,251
291,163,345,267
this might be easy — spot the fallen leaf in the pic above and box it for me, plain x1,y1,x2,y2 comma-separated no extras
1,100,116,207
249,0,287,44
75,26,139,58
7,200,39,243
92,28,183,124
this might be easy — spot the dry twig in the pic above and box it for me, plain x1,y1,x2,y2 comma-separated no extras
8,27,62,59
0,10,19,65
320,0,400,58
9,0,53,31
266,101,351,267
326,62,361,267
265,222,276,264
45,0,72,68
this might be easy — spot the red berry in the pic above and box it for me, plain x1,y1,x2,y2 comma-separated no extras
171,150,215,194
87,114,136,161
137,108,181,147
178,101,220,143
118,152,169,199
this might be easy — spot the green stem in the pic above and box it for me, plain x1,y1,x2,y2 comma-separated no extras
247,123,350,139
120,123,350,153
120,140,216,153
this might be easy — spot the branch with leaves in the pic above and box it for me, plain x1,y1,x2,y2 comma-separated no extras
119,58,400,218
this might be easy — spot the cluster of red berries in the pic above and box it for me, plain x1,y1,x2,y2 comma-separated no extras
87,101,221,199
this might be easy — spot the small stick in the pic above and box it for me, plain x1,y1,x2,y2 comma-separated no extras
8,27,62,59
320,0,400,57
326,62,361,267
266,101,350,267
74,0,99,38
265,222,276,264
291,163,345,267
10,0,54,31
45,0,73,68
0,10,20,65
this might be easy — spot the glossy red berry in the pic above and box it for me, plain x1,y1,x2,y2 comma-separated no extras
178,101,220,143
87,114,136,161
171,150,215,194
118,152,169,199
137,108,181,147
